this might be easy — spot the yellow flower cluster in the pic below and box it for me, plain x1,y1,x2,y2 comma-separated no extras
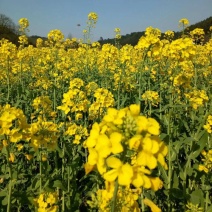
89,88,115,120
179,18,189,27
0,104,28,143
199,149,212,173
65,122,88,144
185,89,209,110
88,181,141,211
190,28,205,44
136,27,161,52
142,90,160,106
114,28,121,40
29,116,59,150
18,35,28,46
58,78,114,121
57,78,89,115
84,104,167,189
32,96,55,118
85,12,98,40
164,37,196,61
34,192,58,212
18,18,29,31
164,30,174,40
88,12,98,24
47,29,64,46
204,115,212,133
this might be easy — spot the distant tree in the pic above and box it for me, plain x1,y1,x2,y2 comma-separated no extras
0,13,19,44
0,14,18,34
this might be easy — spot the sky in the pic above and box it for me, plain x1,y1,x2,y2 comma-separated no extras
0,0,212,41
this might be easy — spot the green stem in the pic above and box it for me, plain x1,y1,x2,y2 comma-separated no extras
39,150,42,194
62,142,65,211
167,93,173,212
6,145,12,212
68,165,71,208
117,82,120,109
111,180,119,212
140,190,145,212
206,190,209,211
6,57,10,103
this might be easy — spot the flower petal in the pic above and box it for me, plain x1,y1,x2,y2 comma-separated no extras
104,169,118,182
106,157,122,168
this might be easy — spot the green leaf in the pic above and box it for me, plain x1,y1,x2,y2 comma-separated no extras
170,188,184,200
12,170,17,179
190,133,207,160
207,205,212,212
1,196,8,206
173,171,179,188
0,190,7,197
190,189,204,205
43,179,50,189
179,172,185,181
53,180,66,191
187,167,193,176
158,162,168,183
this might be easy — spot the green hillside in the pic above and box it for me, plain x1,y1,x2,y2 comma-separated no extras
99,16,212,46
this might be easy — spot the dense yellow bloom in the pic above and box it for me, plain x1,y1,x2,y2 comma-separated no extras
142,90,160,106
190,28,205,44
35,192,58,212
88,181,141,212
18,35,28,46
204,115,212,133
164,30,174,40
19,18,29,31
0,104,29,143
65,123,88,144
47,29,64,45
198,149,212,173
88,12,98,22
179,18,189,26
185,89,208,110
29,116,59,150
85,104,167,194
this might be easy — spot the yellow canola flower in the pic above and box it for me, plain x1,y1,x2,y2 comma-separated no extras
85,103,167,193
198,149,212,173
104,157,133,186
147,118,160,135
88,12,98,22
9,153,15,163
137,150,157,169
18,18,29,30
25,154,33,161
204,115,212,133
129,134,142,150
84,122,101,148
129,104,140,116
131,166,152,188
87,148,107,174
179,18,189,26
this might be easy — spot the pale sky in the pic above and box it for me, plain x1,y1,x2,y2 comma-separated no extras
0,0,211,41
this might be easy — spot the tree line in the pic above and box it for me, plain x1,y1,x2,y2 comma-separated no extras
0,13,211,47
